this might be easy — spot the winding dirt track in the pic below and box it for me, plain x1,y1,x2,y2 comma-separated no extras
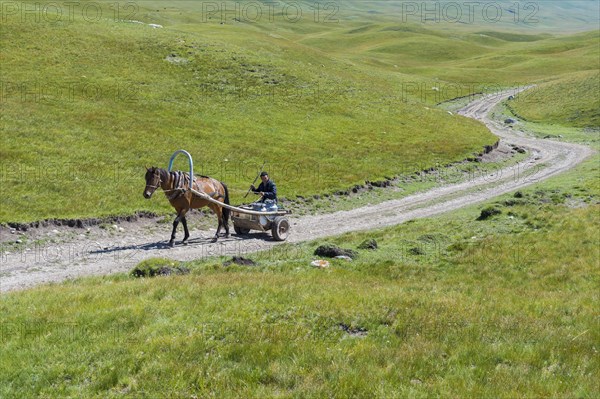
0,89,594,292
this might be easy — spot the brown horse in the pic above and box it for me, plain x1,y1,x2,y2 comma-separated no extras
143,167,230,246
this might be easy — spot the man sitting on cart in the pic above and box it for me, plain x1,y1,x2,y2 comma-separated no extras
250,171,277,203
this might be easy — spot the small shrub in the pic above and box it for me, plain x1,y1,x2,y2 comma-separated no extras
358,239,378,250
447,241,469,252
409,247,425,256
131,258,189,278
314,244,357,259
477,206,502,221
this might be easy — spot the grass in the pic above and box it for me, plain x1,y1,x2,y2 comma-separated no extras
1,1,598,223
507,70,600,128
1,151,598,397
491,92,600,147
1,2,599,397
2,93,599,396
0,3,496,223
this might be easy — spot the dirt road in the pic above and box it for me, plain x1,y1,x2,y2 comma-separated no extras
1,90,594,292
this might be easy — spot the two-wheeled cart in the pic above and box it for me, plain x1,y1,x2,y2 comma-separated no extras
230,203,291,241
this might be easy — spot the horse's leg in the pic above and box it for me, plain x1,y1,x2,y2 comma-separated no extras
214,208,223,241
181,215,190,245
216,205,229,238
221,182,230,238
222,209,229,238
223,223,230,238
209,203,222,242
169,214,180,247
169,209,187,247
216,207,229,238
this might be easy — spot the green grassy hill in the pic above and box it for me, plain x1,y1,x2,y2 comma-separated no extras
1,2,599,397
507,70,600,128
0,1,598,223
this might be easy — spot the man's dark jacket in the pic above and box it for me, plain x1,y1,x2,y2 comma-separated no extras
253,180,277,202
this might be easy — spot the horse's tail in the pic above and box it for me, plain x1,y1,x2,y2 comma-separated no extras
221,181,230,225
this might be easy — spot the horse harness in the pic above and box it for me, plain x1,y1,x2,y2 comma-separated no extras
165,171,224,202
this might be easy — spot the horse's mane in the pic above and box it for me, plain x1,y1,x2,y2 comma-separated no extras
158,168,169,183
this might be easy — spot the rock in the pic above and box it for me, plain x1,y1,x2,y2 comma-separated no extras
118,227,125,232
165,55,189,64
112,224,118,230
15,239,22,244
223,256,256,266
334,255,353,261
314,244,357,259
131,263,190,278
155,266,189,276
339,323,368,337
311,259,330,268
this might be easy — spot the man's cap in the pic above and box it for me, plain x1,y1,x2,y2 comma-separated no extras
260,171,268,176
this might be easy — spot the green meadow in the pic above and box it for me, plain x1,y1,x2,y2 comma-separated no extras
1,1,598,222
508,70,600,128
1,1,599,396
1,147,598,398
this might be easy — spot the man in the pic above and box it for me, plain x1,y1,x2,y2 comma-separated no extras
250,171,277,203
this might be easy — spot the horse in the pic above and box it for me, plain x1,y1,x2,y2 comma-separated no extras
143,166,230,246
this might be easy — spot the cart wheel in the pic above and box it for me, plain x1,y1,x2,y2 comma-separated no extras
234,225,250,235
271,217,289,241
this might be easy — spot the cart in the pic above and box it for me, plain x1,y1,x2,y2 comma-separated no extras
231,203,292,241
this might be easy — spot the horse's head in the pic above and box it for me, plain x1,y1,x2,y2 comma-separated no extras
143,166,161,199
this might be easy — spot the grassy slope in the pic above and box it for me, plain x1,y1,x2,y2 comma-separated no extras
507,70,600,128
1,3,599,396
0,5,496,223
1,2,599,223
1,154,598,398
